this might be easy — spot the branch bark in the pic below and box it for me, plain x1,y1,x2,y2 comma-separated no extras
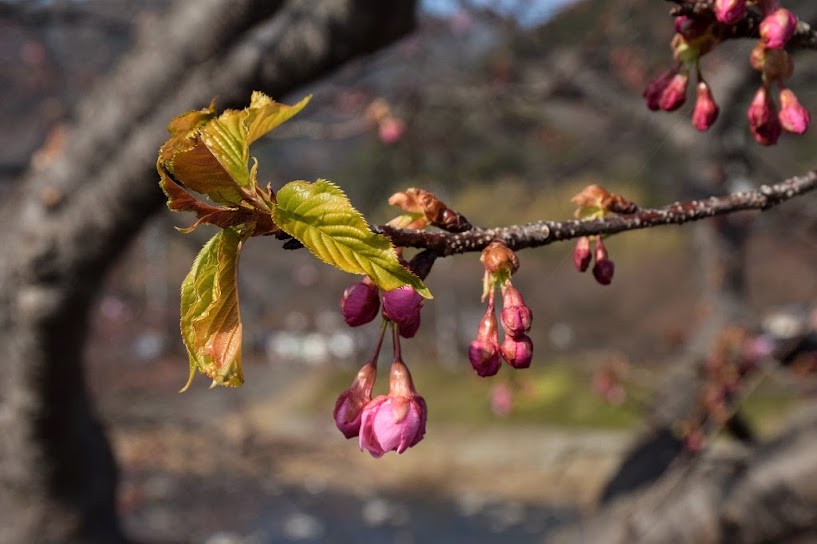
0,1,417,542
371,169,817,255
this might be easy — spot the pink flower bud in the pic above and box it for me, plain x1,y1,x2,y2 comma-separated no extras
468,307,501,377
692,81,719,131
382,286,423,326
573,236,592,272
340,280,380,327
748,86,782,145
643,69,676,111
359,360,427,457
397,314,421,339
500,284,532,336
659,71,689,112
760,8,797,49
778,88,810,134
500,334,533,369
378,117,405,144
592,238,614,285
714,0,747,25
333,362,377,438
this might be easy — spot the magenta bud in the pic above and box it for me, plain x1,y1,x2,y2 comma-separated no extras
500,334,533,369
692,81,719,132
333,362,378,438
714,0,747,24
398,314,421,339
382,286,423,326
778,88,810,134
358,360,427,457
592,259,615,285
760,8,797,49
748,86,782,145
500,284,532,336
573,236,592,272
643,69,676,111
341,280,380,327
659,71,689,111
468,308,501,377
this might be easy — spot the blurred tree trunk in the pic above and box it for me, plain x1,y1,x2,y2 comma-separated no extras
0,0,416,542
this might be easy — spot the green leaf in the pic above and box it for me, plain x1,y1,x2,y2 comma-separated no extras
245,92,311,144
272,179,431,298
179,229,246,391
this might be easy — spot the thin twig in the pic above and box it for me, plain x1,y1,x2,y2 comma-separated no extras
372,170,817,255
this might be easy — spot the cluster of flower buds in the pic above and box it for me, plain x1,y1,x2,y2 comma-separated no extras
570,185,636,286
468,241,534,376
340,279,424,339
644,1,809,143
365,98,405,144
334,324,428,457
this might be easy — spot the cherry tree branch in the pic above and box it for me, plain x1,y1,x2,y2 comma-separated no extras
372,170,817,255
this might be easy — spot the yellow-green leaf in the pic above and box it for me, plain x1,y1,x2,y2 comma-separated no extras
179,229,246,391
272,179,431,298
245,92,310,144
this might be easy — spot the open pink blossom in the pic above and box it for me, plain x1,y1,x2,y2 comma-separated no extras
359,360,427,457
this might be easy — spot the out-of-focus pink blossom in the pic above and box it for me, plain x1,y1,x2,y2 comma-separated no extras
714,0,747,25
778,88,810,134
659,71,689,112
333,361,377,438
359,360,427,457
469,306,501,377
692,81,720,131
340,279,380,327
500,284,532,337
500,334,533,369
573,236,592,272
378,117,405,144
760,8,797,49
748,86,782,145
490,383,513,417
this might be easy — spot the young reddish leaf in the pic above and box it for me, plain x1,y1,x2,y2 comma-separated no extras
179,228,247,391
272,179,432,299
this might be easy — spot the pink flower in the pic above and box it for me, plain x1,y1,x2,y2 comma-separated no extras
591,238,614,285
760,8,797,49
500,284,532,336
659,71,689,112
340,279,380,327
748,86,782,145
573,236,592,272
714,0,747,25
378,117,405,144
333,361,377,438
778,88,810,134
692,81,719,131
500,334,533,369
468,305,501,377
359,360,427,457
382,286,423,325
